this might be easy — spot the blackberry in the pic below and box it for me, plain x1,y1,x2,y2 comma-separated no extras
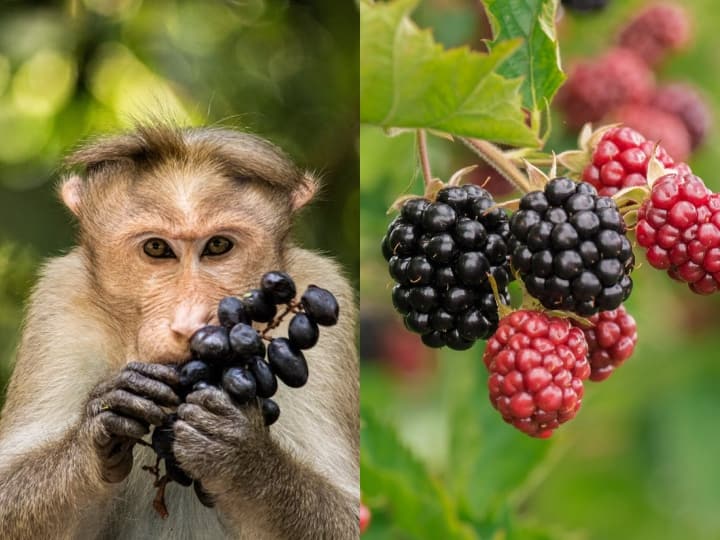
510,178,634,316
384,185,513,349
561,0,609,12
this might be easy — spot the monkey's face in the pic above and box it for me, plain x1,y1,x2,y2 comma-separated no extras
80,165,289,365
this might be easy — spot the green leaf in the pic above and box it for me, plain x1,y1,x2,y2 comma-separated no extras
360,0,539,147
361,406,479,540
484,0,565,112
445,348,553,522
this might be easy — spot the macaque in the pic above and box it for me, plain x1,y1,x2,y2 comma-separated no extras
0,125,359,539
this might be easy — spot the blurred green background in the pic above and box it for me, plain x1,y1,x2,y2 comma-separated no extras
361,1,720,539
0,0,358,393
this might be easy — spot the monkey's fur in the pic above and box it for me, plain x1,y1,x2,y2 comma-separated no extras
0,125,359,539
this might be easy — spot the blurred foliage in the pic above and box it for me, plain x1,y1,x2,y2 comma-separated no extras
0,0,358,399
361,1,720,539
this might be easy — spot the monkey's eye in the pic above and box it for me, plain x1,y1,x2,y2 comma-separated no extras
143,238,175,259
203,236,234,257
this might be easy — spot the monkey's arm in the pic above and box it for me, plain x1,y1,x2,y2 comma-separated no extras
0,253,181,539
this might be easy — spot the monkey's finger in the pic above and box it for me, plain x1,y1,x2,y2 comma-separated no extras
126,362,180,388
99,389,167,426
172,419,219,468
96,411,149,441
185,387,237,417
116,369,180,407
176,403,229,437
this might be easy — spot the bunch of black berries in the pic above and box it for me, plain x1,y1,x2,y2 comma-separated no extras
509,178,634,316
145,271,339,517
382,185,513,350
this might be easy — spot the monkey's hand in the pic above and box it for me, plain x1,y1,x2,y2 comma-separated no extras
172,387,269,488
83,362,181,483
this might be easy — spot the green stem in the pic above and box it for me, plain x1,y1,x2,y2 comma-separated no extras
459,137,533,194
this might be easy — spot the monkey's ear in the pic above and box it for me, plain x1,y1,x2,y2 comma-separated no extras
59,174,83,216
291,171,319,211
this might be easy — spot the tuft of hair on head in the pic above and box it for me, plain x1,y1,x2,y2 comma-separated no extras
62,121,319,213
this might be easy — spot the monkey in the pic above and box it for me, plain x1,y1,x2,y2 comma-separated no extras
0,124,359,540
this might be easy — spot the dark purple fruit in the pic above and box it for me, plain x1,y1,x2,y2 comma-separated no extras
260,271,297,304
267,338,309,388
242,289,277,323
248,356,278,398
178,360,212,389
288,313,319,350
261,398,281,426
229,323,265,359
301,285,339,326
190,325,231,362
217,296,248,328
221,367,257,404
151,414,176,460
165,456,193,486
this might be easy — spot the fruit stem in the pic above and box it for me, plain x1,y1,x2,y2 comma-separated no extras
261,300,301,340
417,129,433,188
459,137,533,194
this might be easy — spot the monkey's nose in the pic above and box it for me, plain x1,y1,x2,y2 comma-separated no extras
170,303,212,340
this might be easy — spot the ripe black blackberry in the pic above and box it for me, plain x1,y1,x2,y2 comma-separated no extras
383,184,512,350
562,0,609,12
509,178,634,316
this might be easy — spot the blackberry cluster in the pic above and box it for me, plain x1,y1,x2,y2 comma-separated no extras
146,272,338,515
382,185,512,350
509,178,634,316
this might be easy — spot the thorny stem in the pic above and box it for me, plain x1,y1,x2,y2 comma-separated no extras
459,137,533,194
417,129,433,188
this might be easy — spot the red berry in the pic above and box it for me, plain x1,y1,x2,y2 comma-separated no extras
582,126,675,197
360,503,371,534
636,170,720,294
556,48,654,130
483,310,590,438
652,84,711,150
609,104,692,162
576,305,638,381
617,3,691,67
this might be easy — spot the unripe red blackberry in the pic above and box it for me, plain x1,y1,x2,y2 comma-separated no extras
581,126,676,197
636,170,720,294
384,185,513,349
576,304,638,381
652,84,711,150
360,503,371,534
609,104,691,162
484,310,590,438
510,178,634,316
556,48,655,130
617,3,691,67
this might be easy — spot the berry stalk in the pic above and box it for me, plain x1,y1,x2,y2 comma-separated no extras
459,137,534,194
416,129,433,188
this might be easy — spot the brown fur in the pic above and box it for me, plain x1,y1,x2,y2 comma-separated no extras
0,125,358,539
